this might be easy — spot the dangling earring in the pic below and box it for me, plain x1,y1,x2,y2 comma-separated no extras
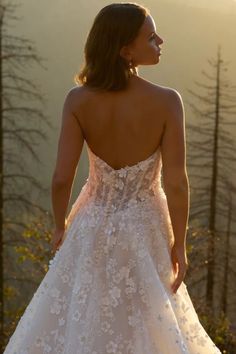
128,59,134,78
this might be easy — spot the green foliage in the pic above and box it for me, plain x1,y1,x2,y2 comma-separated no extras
14,214,52,274
4,286,17,300
4,305,26,349
4,212,53,348
199,308,236,354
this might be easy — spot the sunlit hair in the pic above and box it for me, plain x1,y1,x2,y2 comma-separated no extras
74,2,150,91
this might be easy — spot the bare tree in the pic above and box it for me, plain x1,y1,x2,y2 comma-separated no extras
0,1,52,348
220,181,234,315
186,46,236,317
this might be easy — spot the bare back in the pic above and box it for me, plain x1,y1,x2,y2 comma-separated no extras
72,76,169,170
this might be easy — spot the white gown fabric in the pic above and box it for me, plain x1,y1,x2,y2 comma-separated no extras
4,143,222,354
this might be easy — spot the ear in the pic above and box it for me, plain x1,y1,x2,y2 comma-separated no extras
120,45,132,62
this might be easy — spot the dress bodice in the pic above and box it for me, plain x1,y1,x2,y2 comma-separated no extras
66,143,165,228
86,143,163,208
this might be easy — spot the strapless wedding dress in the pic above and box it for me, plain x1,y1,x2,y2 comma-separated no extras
3,142,222,353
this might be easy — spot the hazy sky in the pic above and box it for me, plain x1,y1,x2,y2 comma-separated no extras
13,0,236,207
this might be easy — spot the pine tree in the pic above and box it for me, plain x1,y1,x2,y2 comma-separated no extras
186,46,236,318
0,1,52,348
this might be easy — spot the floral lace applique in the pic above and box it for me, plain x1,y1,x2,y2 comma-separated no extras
4,143,222,354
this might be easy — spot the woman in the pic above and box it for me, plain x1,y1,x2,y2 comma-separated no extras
4,2,222,353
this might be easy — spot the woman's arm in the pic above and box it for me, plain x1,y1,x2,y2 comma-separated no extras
51,89,84,235
160,89,190,293
161,89,190,248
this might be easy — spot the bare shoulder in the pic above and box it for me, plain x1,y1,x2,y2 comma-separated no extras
148,83,184,124
161,87,184,122
145,81,182,103
64,85,91,108
136,77,183,108
160,86,184,111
